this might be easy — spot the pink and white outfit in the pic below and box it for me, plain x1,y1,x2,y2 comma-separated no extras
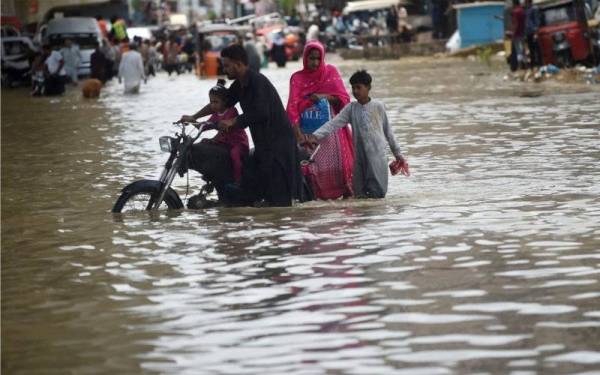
286,41,354,199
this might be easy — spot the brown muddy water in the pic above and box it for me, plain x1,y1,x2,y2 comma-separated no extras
2,57,600,374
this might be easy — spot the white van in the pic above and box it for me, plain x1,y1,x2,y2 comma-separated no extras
44,17,102,77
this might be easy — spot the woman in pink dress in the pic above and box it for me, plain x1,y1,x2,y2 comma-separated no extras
287,41,354,199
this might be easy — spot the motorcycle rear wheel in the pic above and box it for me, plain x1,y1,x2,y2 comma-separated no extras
112,184,183,213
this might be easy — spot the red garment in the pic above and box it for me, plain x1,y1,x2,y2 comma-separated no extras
208,107,249,183
286,41,354,199
511,5,526,39
97,19,108,38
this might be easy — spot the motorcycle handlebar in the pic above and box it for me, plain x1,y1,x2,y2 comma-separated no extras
173,121,215,128
172,121,198,126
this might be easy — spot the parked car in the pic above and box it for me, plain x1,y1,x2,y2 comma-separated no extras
43,17,103,77
1,36,38,87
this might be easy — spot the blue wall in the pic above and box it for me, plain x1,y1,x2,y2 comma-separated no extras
457,3,505,48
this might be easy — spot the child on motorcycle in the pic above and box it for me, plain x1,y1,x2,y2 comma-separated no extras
180,79,249,187
196,79,249,186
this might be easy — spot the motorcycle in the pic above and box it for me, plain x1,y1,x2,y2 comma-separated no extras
112,122,316,213
112,121,216,213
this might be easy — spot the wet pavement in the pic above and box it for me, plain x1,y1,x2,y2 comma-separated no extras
2,57,600,374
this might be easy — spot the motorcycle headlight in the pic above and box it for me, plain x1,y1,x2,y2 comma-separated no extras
159,136,174,152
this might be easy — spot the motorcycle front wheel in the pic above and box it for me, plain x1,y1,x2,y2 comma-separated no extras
112,180,183,213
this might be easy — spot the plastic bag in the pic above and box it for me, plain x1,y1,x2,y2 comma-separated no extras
300,97,332,134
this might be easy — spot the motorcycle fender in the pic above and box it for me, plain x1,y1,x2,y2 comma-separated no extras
121,179,183,207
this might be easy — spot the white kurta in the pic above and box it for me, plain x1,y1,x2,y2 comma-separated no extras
45,50,66,76
118,50,145,93
60,45,81,82
313,100,403,198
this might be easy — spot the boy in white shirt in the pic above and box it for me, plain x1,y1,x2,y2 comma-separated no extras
306,70,409,198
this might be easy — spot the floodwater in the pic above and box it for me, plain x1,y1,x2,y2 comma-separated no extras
2,57,600,374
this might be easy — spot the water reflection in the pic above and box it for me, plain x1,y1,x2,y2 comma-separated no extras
2,57,600,374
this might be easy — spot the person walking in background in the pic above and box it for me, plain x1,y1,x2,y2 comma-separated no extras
60,38,81,85
30,52,45,96
96,15,109,38
510,0,526,71
140,39,151,77
270,32,287,68
256,35,269,69
305,70,408,199
431,0,448,39
148,40,159,76
524,0,541,67
101,38,116,80
110,16,128,43
163,36,181,76
90,41,107,83
42,44,67,95
386,6,399,38
306,24,320,41
243,33,262,73
118,42,145,93
287,41,354,200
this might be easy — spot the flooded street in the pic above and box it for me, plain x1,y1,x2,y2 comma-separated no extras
2,57,600,374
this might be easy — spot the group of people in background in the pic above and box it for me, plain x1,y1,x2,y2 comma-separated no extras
32,15,200,97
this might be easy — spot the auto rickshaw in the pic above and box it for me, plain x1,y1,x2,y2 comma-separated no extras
196,24,249,77
536,0,597,67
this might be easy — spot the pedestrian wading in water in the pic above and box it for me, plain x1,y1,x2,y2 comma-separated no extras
287,40,354,200
305,70,409,198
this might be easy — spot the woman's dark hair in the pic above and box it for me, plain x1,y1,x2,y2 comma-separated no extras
349,70,372,86
209,79,229,101
221,44,248,66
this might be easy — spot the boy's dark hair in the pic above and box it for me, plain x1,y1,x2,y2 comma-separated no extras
209,78,229,101
221,44,248,66
349,70,372,86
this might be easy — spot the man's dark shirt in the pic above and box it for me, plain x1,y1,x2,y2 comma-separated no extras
227,69,298,206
